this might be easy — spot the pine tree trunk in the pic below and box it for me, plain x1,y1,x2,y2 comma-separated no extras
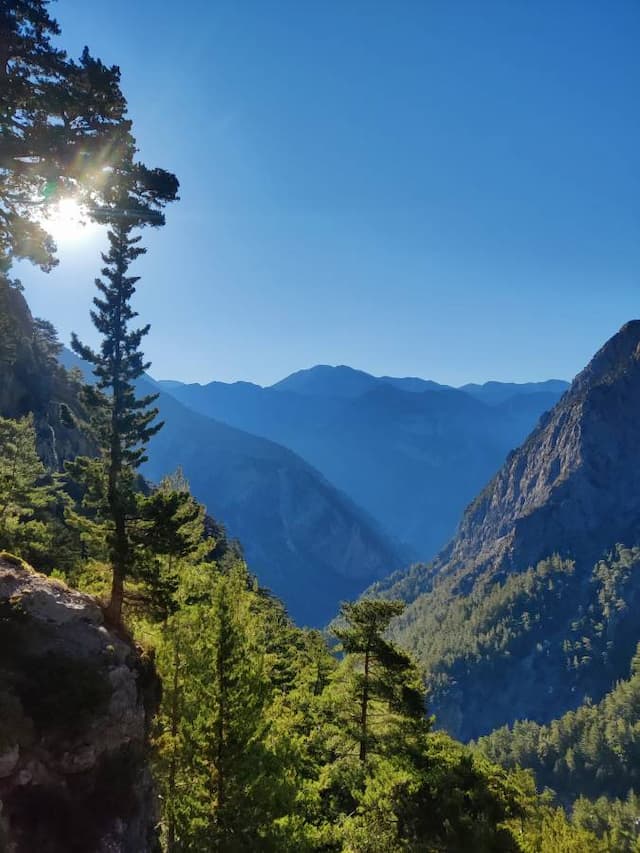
106,338,125,625
106,465,126,625
359,646,370,762
166,638,180,852
105,548,125,624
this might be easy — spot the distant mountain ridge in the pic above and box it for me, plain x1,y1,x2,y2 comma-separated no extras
158,366,568,559
267,364,456,398
460,379,570,405
160,363,569,403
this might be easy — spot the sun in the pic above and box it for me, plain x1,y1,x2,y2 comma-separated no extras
43,197,99,244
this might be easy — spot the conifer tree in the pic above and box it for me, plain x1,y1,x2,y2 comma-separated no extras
0,1,136,272
155,561,288,851
0,414,59,560
334,599,425,763
71,209,173,623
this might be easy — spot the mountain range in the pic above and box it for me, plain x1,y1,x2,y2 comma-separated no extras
54,345,567,625
157,366,568,559
8,276,640,786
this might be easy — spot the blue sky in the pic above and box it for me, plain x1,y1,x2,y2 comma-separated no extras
18,0,640,386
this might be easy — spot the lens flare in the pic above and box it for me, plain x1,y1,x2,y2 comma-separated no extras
43,197,99,243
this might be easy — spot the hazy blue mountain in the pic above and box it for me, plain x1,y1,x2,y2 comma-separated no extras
270,364,383,397
268,364,568,401
460,378,569,405
379,376,453,393
159,370,566,559
269,364,454,397
155,378,186,391
59,350,405,626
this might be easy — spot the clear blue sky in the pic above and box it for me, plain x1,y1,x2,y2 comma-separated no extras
18,0,640,386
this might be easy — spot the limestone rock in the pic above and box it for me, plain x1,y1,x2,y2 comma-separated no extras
0,559,160,853
434,320,640,587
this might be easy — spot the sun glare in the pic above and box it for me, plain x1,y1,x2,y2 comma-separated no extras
43,197,99,244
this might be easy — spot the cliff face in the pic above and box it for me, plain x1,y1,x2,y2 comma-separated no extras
0,279,93,469
0,558,159,853
435,320,640,586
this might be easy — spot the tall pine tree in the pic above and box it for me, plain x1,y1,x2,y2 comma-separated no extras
333,599,425,763
0,414,59,561
71,204,174,622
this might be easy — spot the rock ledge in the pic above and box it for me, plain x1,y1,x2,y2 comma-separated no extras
0,558,159,853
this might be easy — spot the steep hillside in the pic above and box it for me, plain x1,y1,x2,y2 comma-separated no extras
382,322,640,740
477,647,640,805
433,320,640,588
159,370,564,558
143,386,404,625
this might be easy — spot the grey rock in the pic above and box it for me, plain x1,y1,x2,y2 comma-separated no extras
0,559,159,852
434,320,640,587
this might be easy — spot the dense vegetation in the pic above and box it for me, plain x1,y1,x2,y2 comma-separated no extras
477,648,640,804
0,388,595,850
387,547,640,741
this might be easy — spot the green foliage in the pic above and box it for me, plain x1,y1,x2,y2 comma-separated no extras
0,414,61,563
0,1,178,273
518,802,605,853
64,459,209,619
333,599,426,763
330,734,530,852
390,547,640,740
572,792,640,852
477,646,640,804
152,575,570,852
154,560,299,851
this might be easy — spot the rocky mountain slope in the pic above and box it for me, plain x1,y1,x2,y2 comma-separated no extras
433,320,640,589
379,322,640,740
159,367,567,558
0,557,159,852
0,279,93,469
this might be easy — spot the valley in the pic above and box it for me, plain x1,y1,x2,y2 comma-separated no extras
2,2,638,849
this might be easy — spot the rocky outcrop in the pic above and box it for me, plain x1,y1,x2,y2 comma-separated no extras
0,278,93,470
434,320,640,587
0,557,159,853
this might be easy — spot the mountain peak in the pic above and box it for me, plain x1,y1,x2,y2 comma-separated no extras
270,365,378,398
428,321,640,586
572,319,640,393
